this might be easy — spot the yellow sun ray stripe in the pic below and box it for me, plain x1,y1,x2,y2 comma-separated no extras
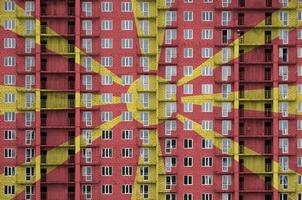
131,0,168,199
0,115,122,200
0,86,121,115
176,114,300,193
181,86,300,114
0,2,122,85
177,10,298,86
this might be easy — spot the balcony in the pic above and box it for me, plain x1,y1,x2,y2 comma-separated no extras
68,172,75,182
68,193,75,200
265,163,272,172
68,155,75,164
41,192,47,200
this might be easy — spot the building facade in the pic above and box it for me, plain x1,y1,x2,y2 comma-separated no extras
1,0,302,200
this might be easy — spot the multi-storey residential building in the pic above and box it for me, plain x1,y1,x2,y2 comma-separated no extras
1,0,302,200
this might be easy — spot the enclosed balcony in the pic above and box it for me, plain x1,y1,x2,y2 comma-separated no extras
41,1,75,17
41,111,75,128
40,93,75,109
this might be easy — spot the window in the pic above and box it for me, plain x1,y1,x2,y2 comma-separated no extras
201,66,213,76
201,175,213,185
140,148,149,162
101,38,113,49
122,111,133,121
184,29,193,39
165,120,176,135
82,57,92,71
121,166,133,176
100,57,112,68
121,2,132,12
280,175,288,189
4,112,15,121
24,1,35,16
201,139,213,149
4,38,15,48
101,93,113,104
82,166,92,182
202,120,213,130
222,139,231,153
165,139,177,153
102,130,112,140
82,2,92,16
298,48,302,58
184,11,193,21
82,185,92,199
140,2,149,17
4,56,16,67
4,130,16,140
184,120,193,130
183,103,193,112
101,148,112,158
184,66,193,76
184,157,193,167
82,38,92,53
4,93,15,103
101,166,113,176
140,130,149,144
121,57,133,67
222,11,231,26
121,93,132,103
4,148,16,158
4,185,15,195
165,29,177,44
121,75,133,85
4,75,16,85
121,20,133,30
4,1,15,11
101,20,113,30
201,102,213,112
202,11,213,21
222,48,231,63
184,48,193,58
122,130,133,140
279,138,289,153
184,175,193,185
121,184,132,194
82,20,92,35
121,148,133,158
140,56,149,72
202,193,213,200
101,75,113,85
280,30,289,44
184,194,193,200
82,111,92,126
201,157,213,167
280,11,288,26
121,38,133,49
101,2,113,12
299,11,302,21
201,29,213,39
184,139,193,149
4,167,15,176
222,175,232,190
201,84,213,94
101,111,113,121
82,130,92,145
201,48,213,58
102,185,113,194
